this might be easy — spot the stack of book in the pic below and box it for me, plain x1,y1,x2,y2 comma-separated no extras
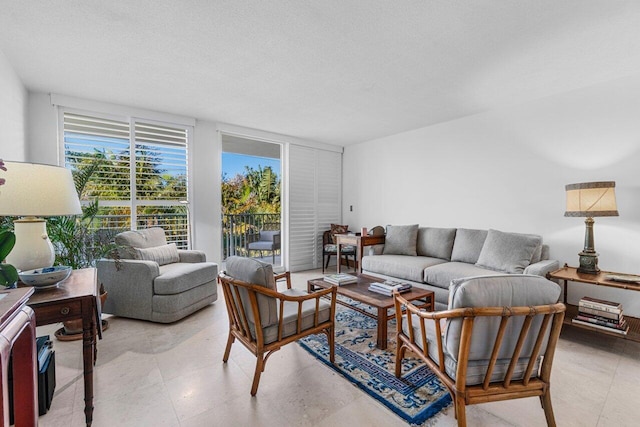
572,296,629,335
368,280,412,296
324,273,358,286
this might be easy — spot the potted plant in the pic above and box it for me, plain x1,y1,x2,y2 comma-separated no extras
46,157,120,339
0,230,18,288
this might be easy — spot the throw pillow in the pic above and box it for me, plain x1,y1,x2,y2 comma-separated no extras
416,227,457,260
475,229,542,274
135,243,180,266
330,223,349,244
383,224,419,256
450,228,488,264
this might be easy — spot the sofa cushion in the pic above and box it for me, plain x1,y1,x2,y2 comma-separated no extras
135,243,180,266
155,262,218,295
475,229,542,274
423,262,501,290
416,227,457,260
362,254,446,282
450,228,488,264
383,224,419,256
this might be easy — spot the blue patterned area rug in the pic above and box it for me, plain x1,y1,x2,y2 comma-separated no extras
298,305,452,425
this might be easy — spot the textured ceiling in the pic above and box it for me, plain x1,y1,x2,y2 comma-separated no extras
2,1,640,145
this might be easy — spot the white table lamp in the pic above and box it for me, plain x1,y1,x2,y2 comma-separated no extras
0,161,82,271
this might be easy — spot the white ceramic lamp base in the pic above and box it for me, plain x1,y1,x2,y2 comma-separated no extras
6,218,55,271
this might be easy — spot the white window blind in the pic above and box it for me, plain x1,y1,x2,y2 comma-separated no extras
62,111,190,247
288,145,342,272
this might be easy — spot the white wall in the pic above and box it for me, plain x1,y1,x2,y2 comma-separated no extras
0,50,27,160
343,73,640,316
192,119,222,263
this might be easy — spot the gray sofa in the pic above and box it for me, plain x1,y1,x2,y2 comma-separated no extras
361,225,559,310
97,227,218,323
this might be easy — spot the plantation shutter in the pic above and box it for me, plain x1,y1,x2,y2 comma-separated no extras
288,145,342,272
62,111,190,248
134,121,189,244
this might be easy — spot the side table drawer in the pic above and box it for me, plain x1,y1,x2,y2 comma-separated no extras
33,300,83,325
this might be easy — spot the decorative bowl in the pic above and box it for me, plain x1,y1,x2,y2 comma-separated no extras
19,266,72,288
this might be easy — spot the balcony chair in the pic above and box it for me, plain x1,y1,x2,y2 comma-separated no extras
322,229,355,273
246,228,281,263
394,274,565,427
219,256,336,395
97,227,218,323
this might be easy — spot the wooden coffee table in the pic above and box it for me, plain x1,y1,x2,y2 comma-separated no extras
307,274,433,349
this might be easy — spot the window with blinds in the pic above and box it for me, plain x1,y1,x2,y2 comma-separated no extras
62,112,190,248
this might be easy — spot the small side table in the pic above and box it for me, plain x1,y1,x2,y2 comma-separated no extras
547,264,640,341
336,234,386,273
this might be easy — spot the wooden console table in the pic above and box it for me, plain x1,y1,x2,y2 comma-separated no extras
336,234,385,273
0,287,38,426
23,268,101,426
547,265,640,342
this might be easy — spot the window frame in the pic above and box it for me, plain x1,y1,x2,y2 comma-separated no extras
58,107,194,248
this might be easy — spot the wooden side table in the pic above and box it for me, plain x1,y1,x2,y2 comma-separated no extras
24,268,100,426
0,287,38,427
335,234,385,273
547,264,640,341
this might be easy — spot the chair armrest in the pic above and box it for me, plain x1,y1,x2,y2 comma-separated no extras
178,249,207,263
274,271,292,290
96,259,160,319
525,259,560,277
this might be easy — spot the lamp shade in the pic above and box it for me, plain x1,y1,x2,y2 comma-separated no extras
0,161,82,216
564,181,618,218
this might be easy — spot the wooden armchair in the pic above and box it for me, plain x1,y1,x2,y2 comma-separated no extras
394,275,566,427
219,256,337,395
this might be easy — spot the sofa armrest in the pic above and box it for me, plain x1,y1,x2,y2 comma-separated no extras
524,259,560,277
178,250,207,263
366,244,385,256
97,259,160,320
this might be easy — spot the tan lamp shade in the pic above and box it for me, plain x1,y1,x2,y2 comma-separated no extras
564,181,618,218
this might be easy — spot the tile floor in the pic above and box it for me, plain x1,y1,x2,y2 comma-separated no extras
36,269,640,427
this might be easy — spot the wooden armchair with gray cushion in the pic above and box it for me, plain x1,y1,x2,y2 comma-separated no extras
219,256,336,395
394,275,565,427
96,227,218,323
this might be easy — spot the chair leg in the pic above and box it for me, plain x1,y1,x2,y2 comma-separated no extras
455,394,467,427
395,342,406,377
540,389,557,427
327,326,335,364
223,333,235,363
251,353,266,396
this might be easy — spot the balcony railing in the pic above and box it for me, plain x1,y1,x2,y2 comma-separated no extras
89,213,189,248
88,212,280,260
223,213,281,260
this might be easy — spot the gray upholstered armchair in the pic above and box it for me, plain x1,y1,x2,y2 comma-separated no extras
97,227,218,323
